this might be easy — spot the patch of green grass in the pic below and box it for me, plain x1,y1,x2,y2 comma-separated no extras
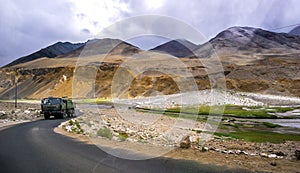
74,98,112,105
136,105,300,120
268,107,296,113
215,131,300,143
164,105,277,119
223,122,239,128
95,98,113,105
97,127,113,140
263,122,281,128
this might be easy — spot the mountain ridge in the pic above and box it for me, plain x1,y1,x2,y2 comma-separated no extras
4,42,84,67
289,25,300,36
1,26,300,99
149,39,198,58
190,26,300,59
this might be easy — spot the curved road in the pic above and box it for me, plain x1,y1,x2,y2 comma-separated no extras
0,119,250,173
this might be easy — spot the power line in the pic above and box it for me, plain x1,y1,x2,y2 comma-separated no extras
272,23,300,30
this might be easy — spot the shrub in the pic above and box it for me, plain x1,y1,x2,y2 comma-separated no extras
97,127,113,140
118,132,129,141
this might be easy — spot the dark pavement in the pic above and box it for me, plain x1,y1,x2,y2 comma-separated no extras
0,119,251,173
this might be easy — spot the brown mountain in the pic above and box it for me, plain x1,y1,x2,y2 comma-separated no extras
58,38,141,58
1,26,300,99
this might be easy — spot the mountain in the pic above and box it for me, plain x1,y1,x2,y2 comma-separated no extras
5,38,141,67
149,39,197,57
5,42,84,67
195,26,300,58
289,25,300,36
59,38,141,58
1,26,300,99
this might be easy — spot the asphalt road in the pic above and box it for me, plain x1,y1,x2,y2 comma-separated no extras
0,119,251,173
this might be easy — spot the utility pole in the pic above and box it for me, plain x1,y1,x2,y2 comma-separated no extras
15,79,17,108
14,69,19,108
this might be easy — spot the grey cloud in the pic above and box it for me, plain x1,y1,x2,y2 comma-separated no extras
0,0,86,66
81,29,91,34
1,0,300,66
124,0,300,39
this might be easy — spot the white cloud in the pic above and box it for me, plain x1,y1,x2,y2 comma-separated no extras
143,0,166,10
70,0,130,36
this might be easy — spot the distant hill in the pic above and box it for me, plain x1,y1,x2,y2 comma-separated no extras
5,42,84,67
149,39,197,57
289,25,300,36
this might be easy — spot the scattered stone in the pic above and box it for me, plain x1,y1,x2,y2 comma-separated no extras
24,110,30,114
261,153,268,158
202,147,208,152
275,151,285,156
214,148,220,152
228,150,234,154
241,151,248,155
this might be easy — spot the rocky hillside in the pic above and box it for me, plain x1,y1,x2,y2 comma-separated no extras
1,26,300,99
195,26,300,58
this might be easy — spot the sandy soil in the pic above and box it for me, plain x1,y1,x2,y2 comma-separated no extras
55,104,300,173
55,126,300,173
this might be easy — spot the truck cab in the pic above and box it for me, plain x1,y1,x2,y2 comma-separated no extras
41,97,75,119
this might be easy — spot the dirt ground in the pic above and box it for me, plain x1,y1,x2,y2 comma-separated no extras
0,102,41,128
55,127,300,173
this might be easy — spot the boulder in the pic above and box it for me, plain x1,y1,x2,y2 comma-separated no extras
268,154,277,158
0,111,6,116
180,136,191,149
275,151,285,156
295,149,300,160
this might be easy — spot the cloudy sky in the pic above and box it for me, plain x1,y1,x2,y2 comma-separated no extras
1,0,299,66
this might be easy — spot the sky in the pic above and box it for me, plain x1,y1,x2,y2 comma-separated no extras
0,0,300,66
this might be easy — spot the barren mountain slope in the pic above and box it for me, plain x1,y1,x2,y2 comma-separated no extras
1,27,300,99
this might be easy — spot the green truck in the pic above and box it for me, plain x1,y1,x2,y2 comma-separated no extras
41,97,75,119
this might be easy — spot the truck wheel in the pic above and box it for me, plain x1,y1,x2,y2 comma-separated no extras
60,113,66,119
44,114,50,120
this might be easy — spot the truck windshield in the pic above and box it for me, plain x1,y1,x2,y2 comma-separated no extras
42,98,61,104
